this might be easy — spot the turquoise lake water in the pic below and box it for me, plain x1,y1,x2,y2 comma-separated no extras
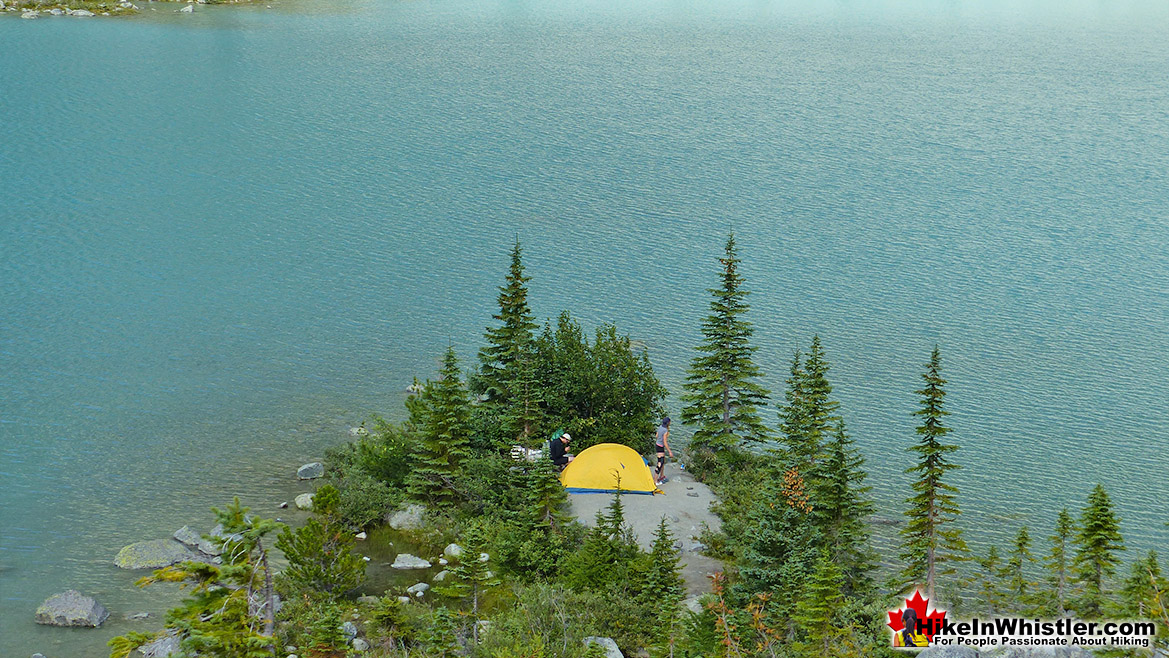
3,0,1169,654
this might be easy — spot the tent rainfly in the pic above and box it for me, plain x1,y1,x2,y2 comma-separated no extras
559,443,661,495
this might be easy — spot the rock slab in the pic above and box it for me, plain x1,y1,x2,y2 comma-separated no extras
583,636,623,658
391,553,431,569
173,525,218,556
115,539,199,570
35,590,109,627
297,462,324,479
139,629,181,657
387,504,425,530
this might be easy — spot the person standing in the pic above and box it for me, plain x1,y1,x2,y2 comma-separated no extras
654,417,673,484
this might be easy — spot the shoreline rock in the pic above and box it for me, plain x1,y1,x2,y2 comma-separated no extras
390,553,431,570
297,462,324,480
386,504,424,530
295,493,315,510
114,538,209,570
35,590,109,627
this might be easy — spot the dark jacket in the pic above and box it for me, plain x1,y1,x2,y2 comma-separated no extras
549,437,570,466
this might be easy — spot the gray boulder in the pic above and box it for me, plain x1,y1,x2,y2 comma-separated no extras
391,553,431,569
432,569,449,582
356,595,379,605
294,493,314,510
49,8,63,14
919,649,978,658
138,630,181,657
443,543,463,559
353,638,370,651
71,8,94,14
174,525,219,556
297,462,324,480
387,504,425,530
406,582,430,596
583,637,623,658
21,10,37,17
34,590,109,627
341,621,358,641
114,539,199,570
397,596,411,604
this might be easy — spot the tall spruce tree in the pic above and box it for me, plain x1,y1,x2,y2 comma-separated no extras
794,550,845,654
1043,508,1076,617
813,418,876,595
642,516,685,638
1120,550,1164,618
437,521,500,644
1073,484,1125,617
778,350,809,459
407,347,472,507
1003,526,1036,611
476,239,539,405
503,347,543,443
899,346,968,600
797,336,839,466
681,233,771,450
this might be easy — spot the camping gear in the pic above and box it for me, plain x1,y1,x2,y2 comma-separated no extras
560,443,661,495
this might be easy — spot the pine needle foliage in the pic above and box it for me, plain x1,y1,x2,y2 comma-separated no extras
813,419,877,595
407,346,473,507
794,550,845,654
1003,526,1036,611
899,346,968,600
1043,508,1076,617
681,234,771,450
1074,484,1125,617
476,238,539,405
438,521,500,643
274,484,366,600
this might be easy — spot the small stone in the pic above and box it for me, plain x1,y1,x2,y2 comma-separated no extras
432,569,449,582
297,462,324,480
356,595,379,605
178,4,192,11
479,552,489,563
352,638,370,652
397,596,411,604
32,654,46,658
285,646,297,653
278,501,288,509
125,611,151,620
406,582,430,595
438,558,448,566
443,543,463,559
687,492,699,497
341,621,358,641
348,426,369,437
355,532,367,540
294,493,314,510
362,556,371,562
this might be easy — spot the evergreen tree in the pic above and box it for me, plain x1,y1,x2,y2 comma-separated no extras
526,455,571,533
110,499,281,658
975,545,1007,614
797,336,839,468
1043,508,1076,617
777,350,809,461
407,347,472,506
562,489,640,592
423,607,460,658
681,233,771,450
812,419,876,595
476,238,539,405
503,347,544,443
274,484,366,599
1003,526,1036,610
642,516,685,606
1073,484,1125,617
794,550,845,655
899,346,968,600
739,467,822,618
438,521,500,644
1120,550,1164,618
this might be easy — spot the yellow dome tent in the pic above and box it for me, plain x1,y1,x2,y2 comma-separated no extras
560,443,661,495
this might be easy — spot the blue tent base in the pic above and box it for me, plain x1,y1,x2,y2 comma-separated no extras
565,487,658,495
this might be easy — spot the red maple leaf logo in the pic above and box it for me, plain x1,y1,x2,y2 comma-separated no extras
887,590,947,642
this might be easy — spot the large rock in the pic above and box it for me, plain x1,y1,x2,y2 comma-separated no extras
138,629,181,657
34,590,109,627
443,543,463,559
387,504,425,530
173,525,219,556
114,539,199,570
297,462,324,480
391,553,431,569
295,493,315,510
583,637,623,658
918,649,978,658
21,9,37,17
406,582,430,596
432,569,449,582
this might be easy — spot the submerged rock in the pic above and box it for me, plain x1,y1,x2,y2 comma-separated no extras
114,539,200,570
173,525,219,556
386,504,425,530
583,637,623,658
35,590,109,627
297,462,324,480
179,4,193,11
391,553,431,570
